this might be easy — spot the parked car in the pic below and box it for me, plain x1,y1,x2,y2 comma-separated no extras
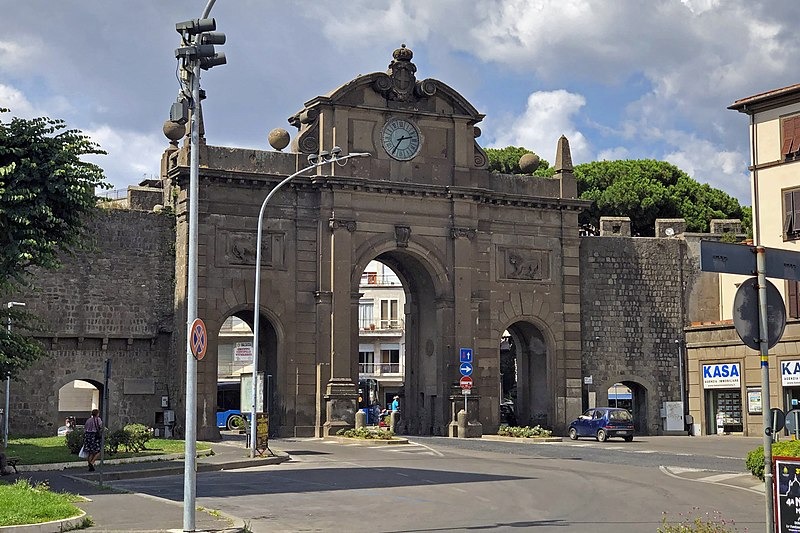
568,407,634,442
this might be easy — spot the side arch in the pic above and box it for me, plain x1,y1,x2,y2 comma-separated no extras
596,374,657,435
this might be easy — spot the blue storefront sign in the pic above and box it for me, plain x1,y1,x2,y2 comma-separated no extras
702,363,741,389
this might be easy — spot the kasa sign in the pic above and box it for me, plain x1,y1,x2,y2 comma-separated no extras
782,360,800,387
702,363,740,389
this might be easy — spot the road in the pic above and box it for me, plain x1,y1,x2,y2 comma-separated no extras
110,435,767,532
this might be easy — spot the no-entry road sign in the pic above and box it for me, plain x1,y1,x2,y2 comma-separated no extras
460,376,473,389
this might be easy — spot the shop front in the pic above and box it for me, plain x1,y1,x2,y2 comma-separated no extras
702,362,743,435
781,359,800,417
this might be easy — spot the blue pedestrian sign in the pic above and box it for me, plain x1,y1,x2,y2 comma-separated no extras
459,348,473,363
460,362,473,376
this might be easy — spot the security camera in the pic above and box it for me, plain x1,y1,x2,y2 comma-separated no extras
330,146,342,157
307,153,319,165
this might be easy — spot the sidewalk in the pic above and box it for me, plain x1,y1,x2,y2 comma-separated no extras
10,435,288,532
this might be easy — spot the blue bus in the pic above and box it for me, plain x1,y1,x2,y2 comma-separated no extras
217,381,245,431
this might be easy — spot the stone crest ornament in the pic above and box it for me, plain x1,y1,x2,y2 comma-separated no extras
395,225,412,247
329,218,357,232
373,44,437,103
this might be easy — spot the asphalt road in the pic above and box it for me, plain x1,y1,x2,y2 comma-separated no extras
109,435,767,532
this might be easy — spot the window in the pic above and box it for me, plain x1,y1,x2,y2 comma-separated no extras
359,300,374,330
783,115,800,160
789,281,800,319
380,299,399,329
359,350,375,374
783,188,800,240
380,344,400,373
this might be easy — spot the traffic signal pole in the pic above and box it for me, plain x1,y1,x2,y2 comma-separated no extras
173,2,224,530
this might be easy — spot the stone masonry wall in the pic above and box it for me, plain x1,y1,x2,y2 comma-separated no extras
7,209,176,436
580,236,688,434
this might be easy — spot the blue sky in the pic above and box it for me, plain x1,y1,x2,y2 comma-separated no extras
2,0,799,204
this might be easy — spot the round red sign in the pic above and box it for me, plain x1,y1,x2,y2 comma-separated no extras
190,318,208,361
460,376,473,389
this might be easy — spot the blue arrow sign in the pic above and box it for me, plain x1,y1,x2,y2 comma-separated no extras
460,362,473,376
459,348,473,363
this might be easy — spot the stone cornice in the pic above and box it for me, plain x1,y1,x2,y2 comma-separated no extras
167,165,590,211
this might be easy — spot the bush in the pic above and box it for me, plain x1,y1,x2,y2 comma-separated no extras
497,425,553,438
336,427,395,439
746,439,800,480
64,429,84,455
66,423,152,456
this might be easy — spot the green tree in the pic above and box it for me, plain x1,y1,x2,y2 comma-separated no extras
485,147,750,237
575,160,749,236
0,109,110,378
485,146,553,177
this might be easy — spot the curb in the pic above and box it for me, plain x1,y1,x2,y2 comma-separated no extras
480,435,563,443
0,509,87,533
13,449,215,473
323,436,409,446
65,451,291,482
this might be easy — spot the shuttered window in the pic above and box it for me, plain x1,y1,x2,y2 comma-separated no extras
789,281,800,319
783,115,800,160
784,188,800,240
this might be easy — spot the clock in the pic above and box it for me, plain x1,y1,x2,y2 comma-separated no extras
381,118,421,161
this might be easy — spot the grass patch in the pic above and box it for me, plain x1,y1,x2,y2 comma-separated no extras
0,478,82,527
5,436,213,465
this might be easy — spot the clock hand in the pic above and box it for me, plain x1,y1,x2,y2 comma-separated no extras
392,135,410,154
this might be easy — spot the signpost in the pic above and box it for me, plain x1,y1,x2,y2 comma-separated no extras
700,240,800,533
459,348,473,411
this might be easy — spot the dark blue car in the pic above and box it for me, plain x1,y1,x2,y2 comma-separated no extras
568,407,635,442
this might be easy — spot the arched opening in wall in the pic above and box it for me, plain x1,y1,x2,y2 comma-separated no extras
356,251,441,435
502,322,551,428
216,312,279,436
608,381,649,434
58,380,102,431
357,260,406,427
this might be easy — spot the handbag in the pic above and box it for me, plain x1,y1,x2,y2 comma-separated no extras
78,445,89,459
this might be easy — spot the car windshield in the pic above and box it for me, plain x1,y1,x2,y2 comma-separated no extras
608,410,632,421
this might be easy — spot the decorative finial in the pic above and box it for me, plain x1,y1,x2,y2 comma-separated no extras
554,135,573,173
393,44,413,62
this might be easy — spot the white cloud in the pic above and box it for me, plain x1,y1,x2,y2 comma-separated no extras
491,90,590,164
81,125,165,191
0,84,40,117
596,147,631,161
662,133,750,201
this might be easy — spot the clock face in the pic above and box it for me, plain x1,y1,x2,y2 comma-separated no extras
381,118,421,161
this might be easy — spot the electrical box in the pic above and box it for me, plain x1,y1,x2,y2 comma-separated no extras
164,410,175,425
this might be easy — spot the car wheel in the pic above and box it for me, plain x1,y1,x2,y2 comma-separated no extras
568,427,578,440
596,429,608,442
624,435,634,442
227,415,243,431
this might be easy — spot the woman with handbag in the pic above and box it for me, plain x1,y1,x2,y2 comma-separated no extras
83,409,103,471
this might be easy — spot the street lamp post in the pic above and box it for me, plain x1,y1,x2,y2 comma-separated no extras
4,301,25,449
675,339,686,432
249,148,369,458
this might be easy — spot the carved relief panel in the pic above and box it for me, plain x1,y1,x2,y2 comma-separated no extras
496,247,551,281
215,229,285,269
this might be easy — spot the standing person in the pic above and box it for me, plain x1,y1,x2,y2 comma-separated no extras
83,409,103,471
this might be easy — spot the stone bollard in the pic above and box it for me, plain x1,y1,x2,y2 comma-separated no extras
457,409,468,438
355,409,366,429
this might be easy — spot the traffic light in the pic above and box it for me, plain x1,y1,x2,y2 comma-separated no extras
174,17,226,70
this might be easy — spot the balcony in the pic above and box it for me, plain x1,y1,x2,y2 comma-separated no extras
359,363,403,375
358,318,404,332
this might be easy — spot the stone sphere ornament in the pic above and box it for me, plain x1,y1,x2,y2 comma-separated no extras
519,152,541,174
268,128,290,151
163,120,186,142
